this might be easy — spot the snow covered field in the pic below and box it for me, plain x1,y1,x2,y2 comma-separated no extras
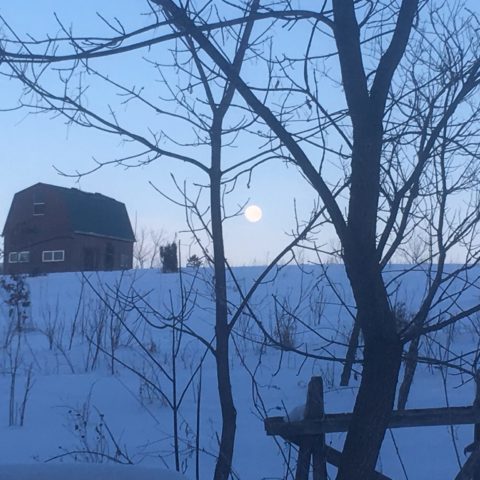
0,464,187,480
0,265,478,479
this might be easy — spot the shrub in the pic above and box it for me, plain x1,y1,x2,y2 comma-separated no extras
160,242,178,273
186,254,202,269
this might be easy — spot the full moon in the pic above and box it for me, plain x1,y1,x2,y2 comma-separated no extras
244,204,263,223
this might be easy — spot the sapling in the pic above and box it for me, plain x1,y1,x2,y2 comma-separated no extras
0,275,31,347
1,275,34,427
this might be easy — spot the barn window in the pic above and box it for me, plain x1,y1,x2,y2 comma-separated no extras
18,251,30,263
33,202,46,215
8,252,18,263
120,254,129,269
42,250,65,262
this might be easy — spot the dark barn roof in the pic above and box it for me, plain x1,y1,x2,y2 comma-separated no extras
62,187,135,241
2,183,135,242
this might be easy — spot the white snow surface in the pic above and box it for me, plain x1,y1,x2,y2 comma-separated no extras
0,464,186,480
0,265,478,479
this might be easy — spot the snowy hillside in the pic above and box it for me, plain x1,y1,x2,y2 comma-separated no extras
0,265,478,479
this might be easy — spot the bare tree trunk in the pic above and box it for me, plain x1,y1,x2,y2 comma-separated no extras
337,256,403,479
397,336,420,410
337,337,402,479
214,331,237,480
211,121,237,480
340,321,361,386
330,0,417,472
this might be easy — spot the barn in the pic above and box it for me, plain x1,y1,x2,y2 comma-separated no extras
2,183,135,275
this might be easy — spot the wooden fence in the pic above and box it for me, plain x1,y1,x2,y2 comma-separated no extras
264,376,480,480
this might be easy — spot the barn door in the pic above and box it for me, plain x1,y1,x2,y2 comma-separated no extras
83,247,96,270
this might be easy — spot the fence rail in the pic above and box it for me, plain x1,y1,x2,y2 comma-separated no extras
265,405,480,436
264,375,480,480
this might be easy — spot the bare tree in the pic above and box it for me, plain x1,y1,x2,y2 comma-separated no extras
2,1,480,479
148,2,480,478
0,4,308,479
133,227,166,269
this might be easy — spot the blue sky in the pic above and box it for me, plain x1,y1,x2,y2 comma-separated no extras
0,1,325,266
1,1,478,265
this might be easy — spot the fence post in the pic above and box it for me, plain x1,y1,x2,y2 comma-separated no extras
307,377,327,480
295,443,312,480
295,376,327,480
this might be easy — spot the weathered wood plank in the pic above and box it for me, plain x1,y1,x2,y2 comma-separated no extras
311,443,325,480
295,443,311,480
306,378,326,480
265,406,480,436
294,377,327,480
